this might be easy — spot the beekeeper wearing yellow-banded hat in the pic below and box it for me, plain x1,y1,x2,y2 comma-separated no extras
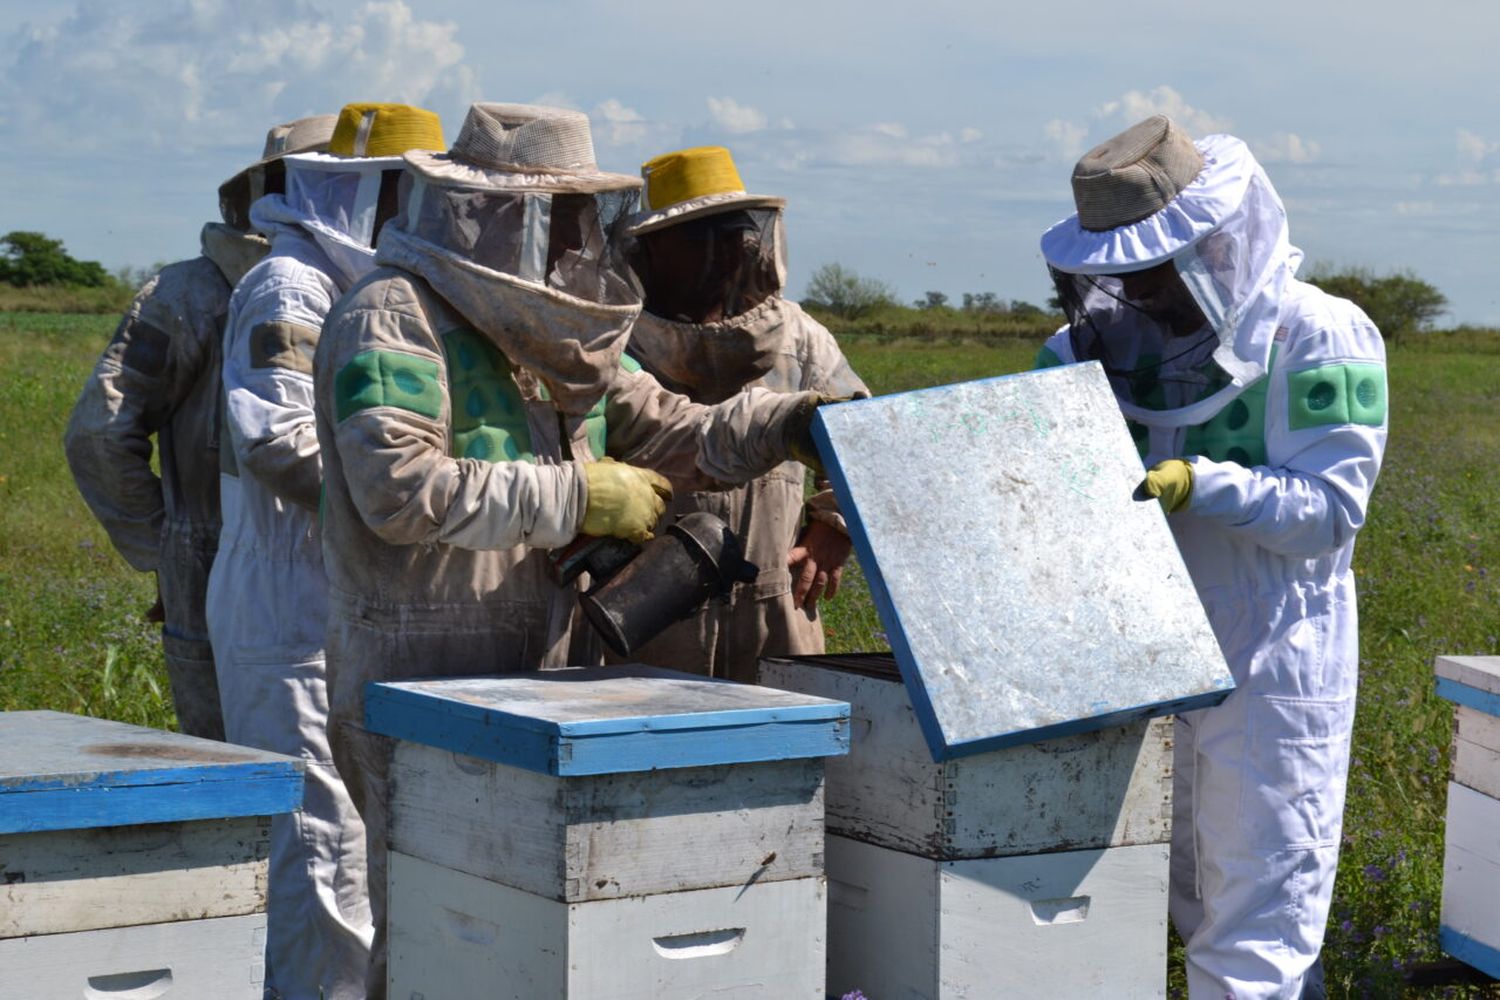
207,101,445,1000
617,145,868,682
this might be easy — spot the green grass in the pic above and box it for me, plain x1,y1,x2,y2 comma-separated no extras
4,312,1500,995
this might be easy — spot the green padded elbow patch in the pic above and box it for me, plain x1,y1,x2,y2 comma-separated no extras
1287,363,1387,431
335,351,443,422
1034,344,1063,369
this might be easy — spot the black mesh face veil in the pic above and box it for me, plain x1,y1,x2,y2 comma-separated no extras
627,207,781,324
1051,262,1231,413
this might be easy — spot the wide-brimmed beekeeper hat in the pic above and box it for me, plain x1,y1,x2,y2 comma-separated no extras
625,146,784,237
325,102,445,158
217,114,339,227
403,103,641,194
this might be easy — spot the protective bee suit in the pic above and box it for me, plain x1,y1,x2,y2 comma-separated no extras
1038,116,1387,999
205,103,445,1000
618,146,868,682
64,116,336,740
311,103,830,999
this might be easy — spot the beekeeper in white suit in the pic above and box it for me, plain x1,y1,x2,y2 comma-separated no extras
206,102,445,1000
1037,115,1387,999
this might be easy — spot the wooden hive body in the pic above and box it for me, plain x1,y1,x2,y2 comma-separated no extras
760,655,1176,995
0,711,303,999
367,667,850,999
1436,655,1500,977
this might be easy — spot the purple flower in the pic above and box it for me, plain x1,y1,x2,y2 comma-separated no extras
1363,863,1387,883
841,992,869,1000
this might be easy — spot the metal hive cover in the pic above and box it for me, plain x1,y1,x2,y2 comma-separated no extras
812,361,1234,760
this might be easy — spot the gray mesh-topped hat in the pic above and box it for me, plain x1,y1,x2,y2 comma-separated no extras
219,115,339,196
1071,115,1205,231
403,103,641,193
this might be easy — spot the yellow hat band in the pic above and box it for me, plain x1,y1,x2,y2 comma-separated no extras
641,146,746,212
329,103,445,158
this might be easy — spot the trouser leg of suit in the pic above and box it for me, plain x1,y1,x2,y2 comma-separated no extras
217,651,373,1000
161,631,225,740
1168,687,1352,1000
325,616,396,1000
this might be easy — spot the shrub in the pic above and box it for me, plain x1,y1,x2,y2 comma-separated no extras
804,263,897,320
1303,265,1448,347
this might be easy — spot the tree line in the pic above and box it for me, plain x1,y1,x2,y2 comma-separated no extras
0,230,1455,343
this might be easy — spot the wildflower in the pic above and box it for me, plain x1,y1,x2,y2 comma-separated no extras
1363,863,1387,883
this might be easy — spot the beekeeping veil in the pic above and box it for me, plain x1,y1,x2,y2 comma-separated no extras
620,145,789,402
217,115,340,232
1041,115,1302,428
250,103,446,288
376,102,644,415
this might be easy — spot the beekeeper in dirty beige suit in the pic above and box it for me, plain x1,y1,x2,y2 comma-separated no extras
619,145,868,682
64,114,336,741
312,102,832,997
208,103,446,1000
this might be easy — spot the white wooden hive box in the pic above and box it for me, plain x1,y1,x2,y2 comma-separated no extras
0,710,304,999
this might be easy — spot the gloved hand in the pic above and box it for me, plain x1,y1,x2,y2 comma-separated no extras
785,394,847,476
581,458,673,543
1134,458,1194,514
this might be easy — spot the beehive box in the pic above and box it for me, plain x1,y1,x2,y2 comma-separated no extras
365,666,850,999
1436,655,1500,977
0,710,304,998
761,655,1173,998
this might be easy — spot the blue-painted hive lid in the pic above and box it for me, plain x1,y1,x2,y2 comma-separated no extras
1435,655,1500,717
0,710,304,834
811,361,1235,761
365,666,850,776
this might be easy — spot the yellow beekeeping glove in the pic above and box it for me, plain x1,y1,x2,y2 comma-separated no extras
1135,458,1194,514
581,458,673,543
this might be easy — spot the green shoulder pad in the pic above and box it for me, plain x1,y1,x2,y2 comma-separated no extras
335,351,443,423
1287,363,1387,431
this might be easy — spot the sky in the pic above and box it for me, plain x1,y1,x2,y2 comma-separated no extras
2,0,1498,324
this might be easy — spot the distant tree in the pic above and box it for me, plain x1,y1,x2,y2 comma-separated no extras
115,262,167,291
962,291,1002,314
914,290,949,310
803,263,896,319
1303,265,1447,346
0,231,111,288
1007,300,1048,319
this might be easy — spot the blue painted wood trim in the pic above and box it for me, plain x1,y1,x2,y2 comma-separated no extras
366,681,850,739
1436,677,1500,717
0,760,301,794
368,692,850,775
813,409,954,763
0,772,304,834
1440,925,1500,979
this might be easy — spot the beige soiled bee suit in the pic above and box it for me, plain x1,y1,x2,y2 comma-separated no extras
64,223,267,739
314,219,822,995
620,296,869,682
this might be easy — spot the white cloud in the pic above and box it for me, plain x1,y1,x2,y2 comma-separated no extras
589,97,680,152
706,96,768,134
1255,131,1322,164
0,0,479,155
1043,118,1088,160
1436,129,1500,186
1394,201,1438,216
1095,86,1232,136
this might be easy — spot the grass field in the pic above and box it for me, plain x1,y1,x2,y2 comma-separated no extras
3,313,1498,996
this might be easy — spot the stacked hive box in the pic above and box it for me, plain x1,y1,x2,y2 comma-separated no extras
760,654,1174,999
364,666,850,999
0,710,303,998
1436,655,1500,977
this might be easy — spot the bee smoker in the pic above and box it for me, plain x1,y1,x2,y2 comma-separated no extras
547,512,757,658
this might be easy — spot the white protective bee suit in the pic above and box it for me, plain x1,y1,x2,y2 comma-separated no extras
1039,122,1387,998
206,149,410,999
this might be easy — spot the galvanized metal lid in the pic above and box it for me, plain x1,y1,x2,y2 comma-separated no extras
812,361,1234,760
0,710,305,833
365,666,850,776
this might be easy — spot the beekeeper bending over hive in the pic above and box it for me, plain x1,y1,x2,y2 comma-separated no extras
311,102,833,998
1037,115,1387,999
